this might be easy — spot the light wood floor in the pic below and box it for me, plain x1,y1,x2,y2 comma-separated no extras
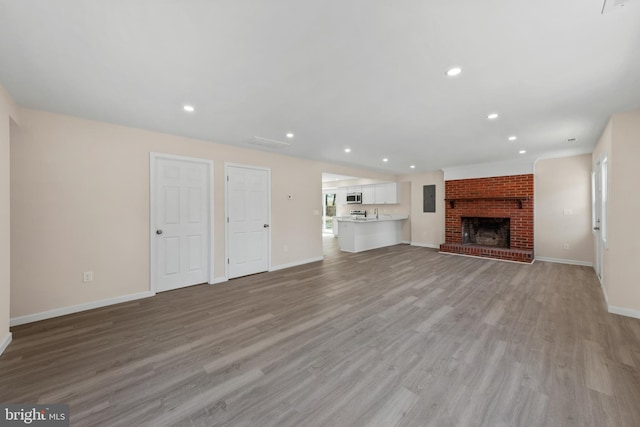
3,236,640,426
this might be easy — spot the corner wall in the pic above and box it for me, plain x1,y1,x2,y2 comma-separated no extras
598,109,640,317
0,85,19,355
534,154,593,265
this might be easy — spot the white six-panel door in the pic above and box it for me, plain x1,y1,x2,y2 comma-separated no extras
226,164,270,279
152,154,212,292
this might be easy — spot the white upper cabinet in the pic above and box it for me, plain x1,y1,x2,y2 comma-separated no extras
361,185,374,204
336,183,399,204
374,184,387,204
366,183,401,204
385,183,398,204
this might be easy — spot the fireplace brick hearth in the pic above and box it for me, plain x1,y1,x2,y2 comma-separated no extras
440,174,534,263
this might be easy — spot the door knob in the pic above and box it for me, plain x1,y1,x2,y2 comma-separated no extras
156,229,163,235
593,227,600,231
263,224,269,228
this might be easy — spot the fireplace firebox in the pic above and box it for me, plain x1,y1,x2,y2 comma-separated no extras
462,217,510,248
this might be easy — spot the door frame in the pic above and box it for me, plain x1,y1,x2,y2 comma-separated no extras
150,152,215,293
592,153,608,284
224,162,272,279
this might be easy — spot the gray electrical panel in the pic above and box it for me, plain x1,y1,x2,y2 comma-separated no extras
423,185,436,213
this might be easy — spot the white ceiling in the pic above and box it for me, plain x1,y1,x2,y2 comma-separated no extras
1,0,639,174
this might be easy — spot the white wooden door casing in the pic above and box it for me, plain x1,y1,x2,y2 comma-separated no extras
593,155,607,282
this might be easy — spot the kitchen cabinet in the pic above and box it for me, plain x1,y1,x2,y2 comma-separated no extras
335,215,408,252
385,183,398,204
374,184,387,204
336,183,400,204
372,183,399,204
361,185,374,205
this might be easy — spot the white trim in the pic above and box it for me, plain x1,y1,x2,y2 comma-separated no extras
224,163,272,279
210,276,228,285
0,332,12,356
439,251,535,265
608,305,640,320
535,257,593,267
10,291,155,327
410,242,440,249
270,256,324,272
600,280,609,304
150,153,215,293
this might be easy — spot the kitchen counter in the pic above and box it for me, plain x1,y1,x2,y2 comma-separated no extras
335,214,407,222
335,215,408,253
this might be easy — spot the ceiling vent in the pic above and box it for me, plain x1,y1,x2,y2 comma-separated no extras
602,0,633,14
246,136,291,149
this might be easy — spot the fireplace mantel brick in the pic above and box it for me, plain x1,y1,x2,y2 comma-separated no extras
440,174,534,263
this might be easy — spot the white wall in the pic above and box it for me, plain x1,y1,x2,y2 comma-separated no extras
399,170,445,248
534,154,593,265
10,108,393,321
0,85,19,354
594,109,640,317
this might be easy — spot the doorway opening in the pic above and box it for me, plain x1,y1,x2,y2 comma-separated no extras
323,192,336,234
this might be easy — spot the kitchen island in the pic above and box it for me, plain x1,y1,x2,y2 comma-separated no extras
335,215,408,253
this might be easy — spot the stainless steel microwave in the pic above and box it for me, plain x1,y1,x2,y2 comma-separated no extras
346,192,362,204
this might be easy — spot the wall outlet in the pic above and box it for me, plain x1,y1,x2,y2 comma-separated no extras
563,243,570,250
563,208,573,216
83,271,94,282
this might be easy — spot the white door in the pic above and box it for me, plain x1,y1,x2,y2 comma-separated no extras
151,154,212,292
592,155,608,281
226,164,270,279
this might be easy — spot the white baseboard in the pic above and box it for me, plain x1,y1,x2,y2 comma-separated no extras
535,256,593,267
593,274,640,320
600,280,609,304
410,242,440,249
209,276,228,285
270,256,324,272
10,291,156,327
0,332,12,356
608,305,640,320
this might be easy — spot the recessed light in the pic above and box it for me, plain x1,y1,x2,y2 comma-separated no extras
344,148,351,153
446,67,463,77
410,165,416,169
382,158,389,162
286,133,294,138
487,113,499,120
508,136,517,141
519,150,527,154
183,105,195,113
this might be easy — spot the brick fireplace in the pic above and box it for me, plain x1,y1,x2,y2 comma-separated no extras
439,174,534,263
